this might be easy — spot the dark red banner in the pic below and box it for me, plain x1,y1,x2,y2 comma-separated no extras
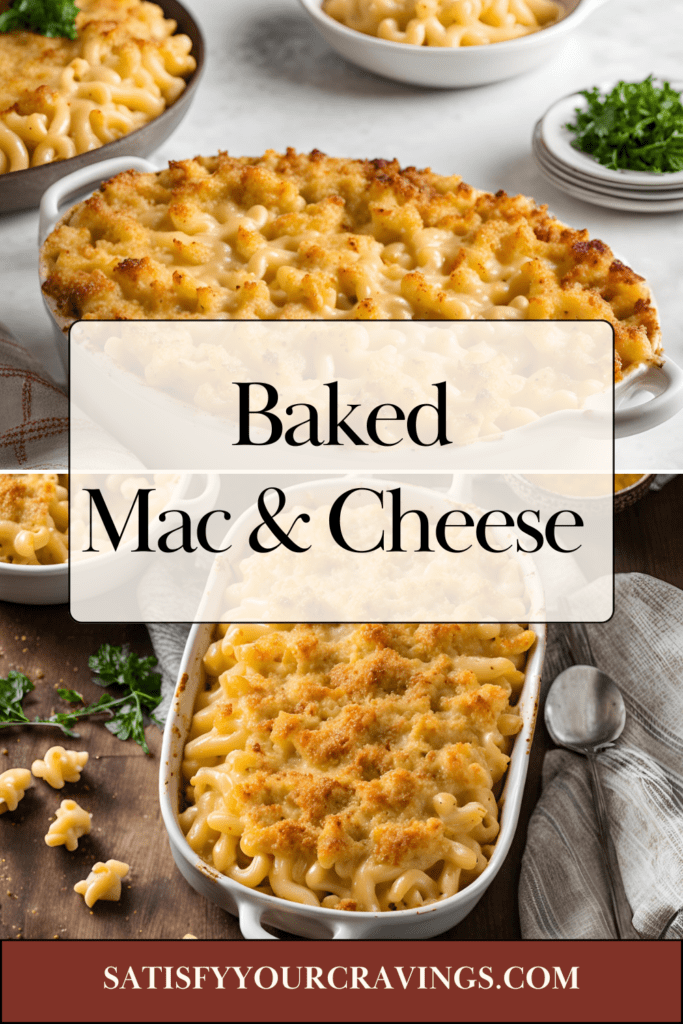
2,940,680,1023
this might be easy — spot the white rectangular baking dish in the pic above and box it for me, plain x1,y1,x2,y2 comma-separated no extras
39,157,683,448
159,619,546,940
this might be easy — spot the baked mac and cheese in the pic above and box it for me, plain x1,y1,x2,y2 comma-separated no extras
322,0,562,47
180,622,536,912
0,474,68,565
41,150,662,381
0,0,196,174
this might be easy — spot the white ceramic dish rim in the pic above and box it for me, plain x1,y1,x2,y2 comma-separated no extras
533,125,683,199
160,618,546,939
541,82,683,187
199,472,547,623
299,0,608,56
39,155,683,445
512,471,655,500
0,471,200,581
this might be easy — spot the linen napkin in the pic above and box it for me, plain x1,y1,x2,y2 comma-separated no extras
519,572,683,940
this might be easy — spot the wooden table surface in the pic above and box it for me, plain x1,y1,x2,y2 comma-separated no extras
2,475,682,941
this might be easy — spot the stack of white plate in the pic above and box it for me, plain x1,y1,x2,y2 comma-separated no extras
533,84,683,213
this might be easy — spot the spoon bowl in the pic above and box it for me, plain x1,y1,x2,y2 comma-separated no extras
545,664,627,753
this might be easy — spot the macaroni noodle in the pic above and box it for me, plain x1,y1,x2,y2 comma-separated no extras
0,0,195,175
0,474,68,565
45,798,92,850
32,746,89,789
180,622,536,912
41,151,662,382
0,768,32,813
323,0,562,46
74,859,129,906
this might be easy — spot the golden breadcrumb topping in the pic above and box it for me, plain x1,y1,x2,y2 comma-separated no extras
41,149,661,381
180,622,536,912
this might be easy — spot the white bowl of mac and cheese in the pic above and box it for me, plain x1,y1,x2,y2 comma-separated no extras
160,617,545,939
297,0,611,88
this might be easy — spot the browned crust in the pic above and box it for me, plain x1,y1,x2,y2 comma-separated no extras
41,149,662,381
196,622,535,868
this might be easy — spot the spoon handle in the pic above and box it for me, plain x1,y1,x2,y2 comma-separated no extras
587,752,640,939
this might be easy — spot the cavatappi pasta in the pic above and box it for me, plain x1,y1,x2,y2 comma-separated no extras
0,474,68,565
74,859,129,906
0,0,195,175
41,151,662,382
44,798,92,850
32,746,89,789
322,0,562,47
0,768,32,813
180,622,536,913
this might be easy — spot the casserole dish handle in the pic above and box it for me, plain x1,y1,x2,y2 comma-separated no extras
237,899,359,940
173,474,221,516
39,156,158,244
614,359,683,438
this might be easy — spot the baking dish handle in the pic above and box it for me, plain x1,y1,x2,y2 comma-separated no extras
238,900,279,940
39,156,158,245
614,359,683,438
237,899,360,939
171,474,221,515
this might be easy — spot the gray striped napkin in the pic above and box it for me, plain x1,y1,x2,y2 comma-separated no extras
520,573,683,940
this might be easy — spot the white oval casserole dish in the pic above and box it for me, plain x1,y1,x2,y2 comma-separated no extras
160,619,546,939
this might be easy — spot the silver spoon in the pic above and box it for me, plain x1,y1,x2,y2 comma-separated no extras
545,664,640,939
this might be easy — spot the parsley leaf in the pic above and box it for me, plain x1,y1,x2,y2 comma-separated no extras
0,646,163,754
566,76,683,174
0,0,80,40
0,671,35,726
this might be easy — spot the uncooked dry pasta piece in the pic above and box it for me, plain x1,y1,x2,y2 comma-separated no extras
74,859,130,907
0,768,32,812
45,798,92,850
32,746,88,789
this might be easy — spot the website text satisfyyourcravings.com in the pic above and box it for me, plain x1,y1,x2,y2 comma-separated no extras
102,963,580,991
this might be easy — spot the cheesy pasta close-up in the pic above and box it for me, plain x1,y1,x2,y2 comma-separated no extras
0,474,69,565
0,0,196,174
321,0,563,46
180,622,536,913
40,150,662,382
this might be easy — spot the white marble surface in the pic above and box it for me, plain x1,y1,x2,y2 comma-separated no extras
1,0,682,468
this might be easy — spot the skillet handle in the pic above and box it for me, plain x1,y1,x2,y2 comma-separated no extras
38,156,158,245
614,360,683,438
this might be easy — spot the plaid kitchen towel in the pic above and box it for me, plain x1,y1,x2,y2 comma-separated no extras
0,321,68,469
520,573,683,940
0,322,147,470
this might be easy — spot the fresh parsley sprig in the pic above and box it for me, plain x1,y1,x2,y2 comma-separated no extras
0,0,80,40
0,645,163,754
566,76,683,174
